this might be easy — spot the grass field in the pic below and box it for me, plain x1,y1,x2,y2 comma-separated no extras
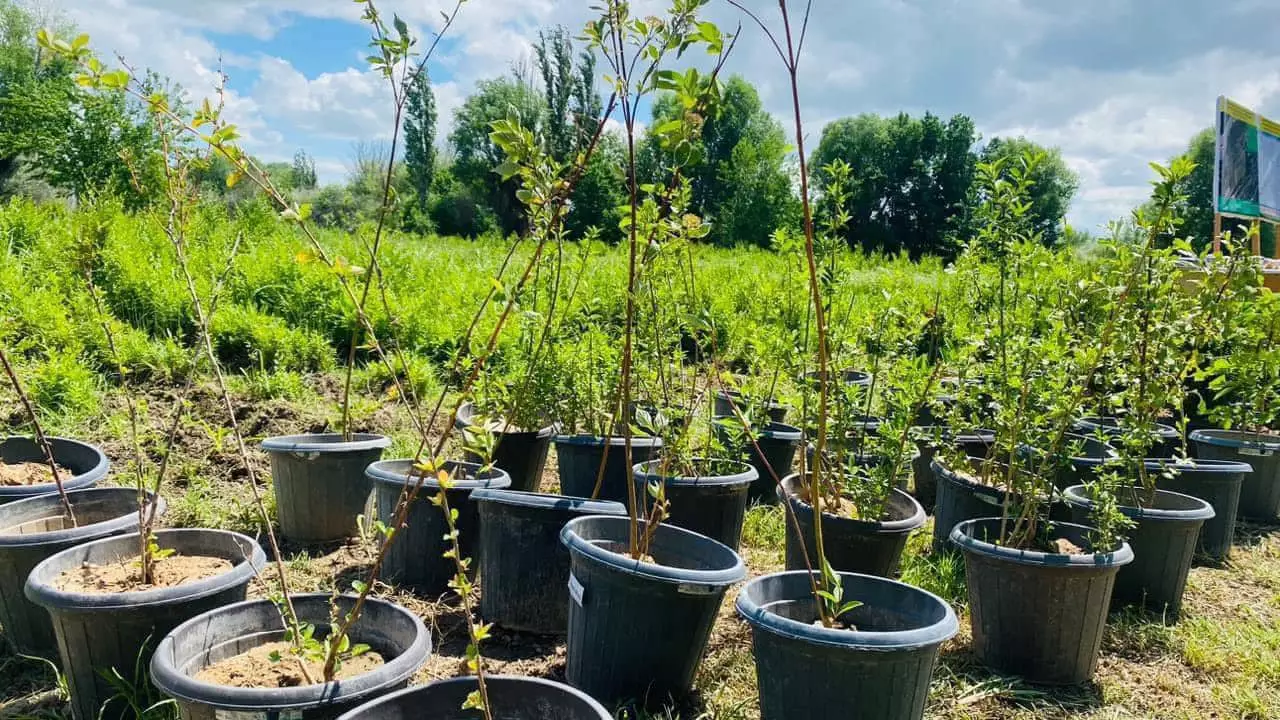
2,198,1278,720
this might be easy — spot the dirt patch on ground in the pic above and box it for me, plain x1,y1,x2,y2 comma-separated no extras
0,461,73,486
195,641,385,688
54,553,233,593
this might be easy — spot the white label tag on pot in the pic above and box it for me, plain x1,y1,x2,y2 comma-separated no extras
568,573,585,606
1240,447,1274,457
677,583,718,596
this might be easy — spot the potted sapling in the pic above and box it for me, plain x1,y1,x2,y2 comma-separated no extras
726,7,956,718
1192,290,1280,521
455,317,562,493
0,335,160,661
552,328,662,503
559,5,749,708
1064,159,1220,619
20,45,274,720
939,151,1134,685
785,297,934,578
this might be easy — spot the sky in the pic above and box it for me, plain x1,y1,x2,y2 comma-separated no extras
33,0,1280,233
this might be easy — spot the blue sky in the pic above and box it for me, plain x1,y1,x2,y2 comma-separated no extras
45,0,1280,232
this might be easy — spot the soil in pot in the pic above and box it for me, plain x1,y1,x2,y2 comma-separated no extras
150,594,431,720
196,642,385,688
0,460,73,486
780,473,925,577
0,436,108,504
53,554,232,593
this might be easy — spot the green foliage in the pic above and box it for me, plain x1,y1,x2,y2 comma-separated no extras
979,137,1078,247
449,76,544,235
403,68,436,230
211,305,335,374
812,112,978,258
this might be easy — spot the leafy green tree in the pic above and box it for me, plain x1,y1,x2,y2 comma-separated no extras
565,131,625,243
535,26,600,162
450,76,544,235
812,112,977,257
979,137,1078,247
403,68,436,230
291,149,317,190
643,75,796,247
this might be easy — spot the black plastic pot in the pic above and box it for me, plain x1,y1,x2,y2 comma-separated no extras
1074,416,1182,458
1151,458,1252,562
1064,483,1213,621
560,515,746,707
1190,429,1280,521
455,401,556,493
262,433,391,543
472,489,626,634
930,458,1013,552
366,459,511,596
799,369,872,387
910,427,996,513
736,571,958,720
336,676,612,720
712,419,802,505
0,488,166,658
633,459,757,550
1042,433,1118,489
554,434,662,503
0,436,108,504
25,529,265,720
151,594,431,720
780,473,925,577
712,390,789,423
951,518,1133,685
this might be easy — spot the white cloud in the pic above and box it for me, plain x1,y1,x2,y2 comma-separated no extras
42,0,1280,230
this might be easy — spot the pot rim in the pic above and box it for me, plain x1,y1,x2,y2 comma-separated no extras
712,416,803,442
950,518,1134,568
334,675,612,720
262,433,391,453
560,515,747,587
1190,428,1280,452
1062,484,1215,522
909,426,998,444
25,528,265,610
150,594,430,711
1075,416,1180,438
780,473,926,531
735,570,958,651
1069,456,1254,476
714,389,788,411
632,458,759,487
471,488,625,515
0,488,164,548
365,459,511,491
454,401,558,438
0,436,109,497
552,433,663,448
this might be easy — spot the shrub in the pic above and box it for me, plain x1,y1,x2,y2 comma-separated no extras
211,304,336,373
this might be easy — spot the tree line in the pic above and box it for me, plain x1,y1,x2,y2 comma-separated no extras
3,1,1219,258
